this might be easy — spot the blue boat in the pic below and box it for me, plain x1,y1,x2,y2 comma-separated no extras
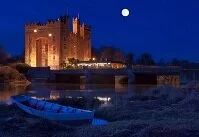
11,95,94,121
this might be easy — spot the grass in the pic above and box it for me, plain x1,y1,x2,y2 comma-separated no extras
1,85,199,137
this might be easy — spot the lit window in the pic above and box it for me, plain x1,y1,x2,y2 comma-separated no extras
34,29,37,33
49,33,52,37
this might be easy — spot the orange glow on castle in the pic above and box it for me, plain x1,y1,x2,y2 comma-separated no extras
25,15,91,69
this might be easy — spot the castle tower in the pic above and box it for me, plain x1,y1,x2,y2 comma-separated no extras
72,17,80,35
80,24,92,60
25,15,92,69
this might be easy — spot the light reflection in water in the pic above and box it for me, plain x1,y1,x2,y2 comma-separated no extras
97,97,111,104
0,83,172,105
0,84,27,105
26,84,152,106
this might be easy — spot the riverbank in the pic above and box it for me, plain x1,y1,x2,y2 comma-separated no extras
1,86,199,137
0,66,30,86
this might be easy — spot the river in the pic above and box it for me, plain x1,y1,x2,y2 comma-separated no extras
0,83,159,105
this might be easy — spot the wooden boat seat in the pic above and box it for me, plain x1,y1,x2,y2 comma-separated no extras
21,99,39,110
46,104,62,113
22,99,79,113
36,101,46,110
28,99,38,108
22,100,79,113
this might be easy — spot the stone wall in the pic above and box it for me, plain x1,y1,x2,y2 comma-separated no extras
25,15,91,69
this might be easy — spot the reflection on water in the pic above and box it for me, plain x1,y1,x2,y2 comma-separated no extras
0,83,162,105
97,97,111,104
0,84,27,105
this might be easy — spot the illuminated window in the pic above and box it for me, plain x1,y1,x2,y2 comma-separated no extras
49,33,52,37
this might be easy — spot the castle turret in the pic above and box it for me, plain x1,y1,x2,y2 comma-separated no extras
80,24,91,40
73,17,80,35
80,24,91,60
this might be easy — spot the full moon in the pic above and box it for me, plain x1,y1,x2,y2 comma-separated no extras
122,9,130,17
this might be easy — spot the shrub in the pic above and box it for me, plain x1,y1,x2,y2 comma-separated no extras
0,66,28,82
9,63,30,74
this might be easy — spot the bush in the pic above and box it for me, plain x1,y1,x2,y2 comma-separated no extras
0,66,28,83
9,63,30,74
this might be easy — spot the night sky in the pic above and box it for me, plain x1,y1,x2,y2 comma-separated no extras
0,0,199,61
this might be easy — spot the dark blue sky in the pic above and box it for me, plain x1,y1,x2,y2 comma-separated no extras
0,0,199,61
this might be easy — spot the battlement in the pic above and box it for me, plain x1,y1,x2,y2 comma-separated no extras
26,15,70,27
25,15,91,32
48,15,69,24
26,22,47,27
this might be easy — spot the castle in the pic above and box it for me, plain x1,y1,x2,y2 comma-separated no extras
25,15,91,70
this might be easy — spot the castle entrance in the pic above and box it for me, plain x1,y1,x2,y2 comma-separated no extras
36,38,49,67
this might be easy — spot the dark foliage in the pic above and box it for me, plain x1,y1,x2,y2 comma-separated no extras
0,44,10,64
125,52,135,68
136,52,155,66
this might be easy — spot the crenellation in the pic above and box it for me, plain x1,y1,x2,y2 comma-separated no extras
26,22,47,26
47,15,69,25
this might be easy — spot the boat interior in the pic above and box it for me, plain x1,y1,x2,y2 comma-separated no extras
21,97,86,113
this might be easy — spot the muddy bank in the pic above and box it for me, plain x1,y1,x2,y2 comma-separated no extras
1,87,199,137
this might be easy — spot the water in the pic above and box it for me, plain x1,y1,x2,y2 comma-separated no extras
0,84,27,104
0,83,158,105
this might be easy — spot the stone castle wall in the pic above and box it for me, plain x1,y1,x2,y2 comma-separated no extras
25,15,91,70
